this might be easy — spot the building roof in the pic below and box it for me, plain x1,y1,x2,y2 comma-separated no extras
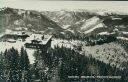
25,34,52,45
5,29,27,35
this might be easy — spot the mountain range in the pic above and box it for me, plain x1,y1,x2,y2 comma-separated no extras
1,7,128,69
1,7,128,36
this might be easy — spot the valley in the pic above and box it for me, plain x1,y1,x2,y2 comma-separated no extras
0,7,128,82
1,7,128,68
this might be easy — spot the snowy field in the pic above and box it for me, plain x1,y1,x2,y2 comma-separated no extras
52,39,84,49
0,39,82,64
1,37,126,69
0,41,36,64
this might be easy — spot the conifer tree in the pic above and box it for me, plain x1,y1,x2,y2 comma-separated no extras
20,47,30,70
0,52,6,82
20,47,31,82
3,47,20,82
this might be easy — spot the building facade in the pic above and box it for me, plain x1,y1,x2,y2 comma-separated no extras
25,34,52,50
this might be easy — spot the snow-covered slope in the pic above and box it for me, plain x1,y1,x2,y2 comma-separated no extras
0,36,84,64
0,41,36,64
0,7,63,34
81,17,100,31
83,23,105,34
42,10,93,29
82,42,128,69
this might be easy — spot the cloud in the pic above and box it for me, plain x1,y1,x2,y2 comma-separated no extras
1,0,128,13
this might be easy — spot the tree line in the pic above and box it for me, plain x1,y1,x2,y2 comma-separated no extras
0,46,128,82
0,47,31,82
33,46,128,82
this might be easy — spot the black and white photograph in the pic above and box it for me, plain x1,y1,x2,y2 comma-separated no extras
0,0,128,82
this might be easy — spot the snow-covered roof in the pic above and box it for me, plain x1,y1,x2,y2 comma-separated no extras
5,29,27,35
117,37,128,41
112,17,122,20
98,32,110,35
25,34,52,45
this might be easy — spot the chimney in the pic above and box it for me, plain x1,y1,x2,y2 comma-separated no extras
42,35,44,40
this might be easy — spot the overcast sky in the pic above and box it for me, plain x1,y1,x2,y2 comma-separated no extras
1,0,128,13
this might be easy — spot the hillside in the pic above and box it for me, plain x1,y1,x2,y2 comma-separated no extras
1,7,128,41
1,7,128,70
42,10,94,28
0,7,63,34
82,42,128,69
